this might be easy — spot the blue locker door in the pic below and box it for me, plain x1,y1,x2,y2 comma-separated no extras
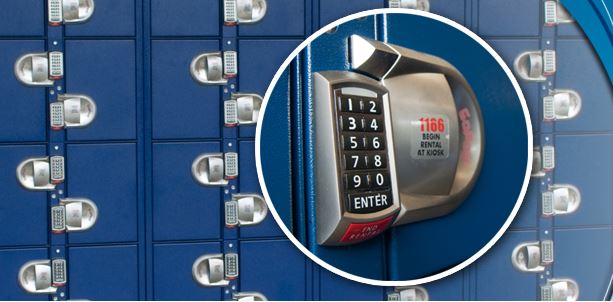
239,240,307,300
68,245,139,300
423,273,465,301
238,40,300,138
510,181,539,230
474,231,539,300
237,0,305,36
65,40,137,140
554,39,613,132
151,0,219,36
477,0,541,37
0,0,44,36
428,0,467,25
152,40,221,139
0,145,48,246
318,269,386,300
64,0,136,37
0,41,47,142
152,142,222,241
66,143,138,243
239,141,284,238
318,0,385,28
0,248,48,300
153,242,222,300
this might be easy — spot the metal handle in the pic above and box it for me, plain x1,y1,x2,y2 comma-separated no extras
62,0,95,24
16,157,56,191
224,93,263,127
192,254,238,287
14,53,54,86
511,241,553,272
224,0,267,25
532,146,555,178
51,94,97,130
542,279,580,301
233,292,268,301
18,260,64,294
225,194,268,227
191,51,237,85
543,90,582,122
60,198,98,232
545,0,574,26
542,184,581,216
514,50,556,82
388,0,430,11
388,286,429,301
192,153,239,186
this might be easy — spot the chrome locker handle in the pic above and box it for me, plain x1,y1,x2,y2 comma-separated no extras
514,50,556,82
224,0,267,26
225,194,268,227
388,0,430,11
17,157,65,191
191,51,238,85
14,53,57,86
233,292,268,301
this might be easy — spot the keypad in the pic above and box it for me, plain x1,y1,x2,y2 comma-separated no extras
335,89,393,214
51,206,66,233
52,259,67,286
50,156,65,183
224,200,239,227
224,253,239,279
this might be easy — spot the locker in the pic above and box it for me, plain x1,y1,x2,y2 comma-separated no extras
239,141,284,238
64,0,136,37
0,145,48,246
151,0,219,36
66,143,138,244
153,142,222,241
0,248,48,300
238,40,301,94
477,0,541,37
65,40,137,140
0,41,47,142
153,242,222,300
318,269,386,300
554,134,613,226
239,240,307,300
318,0,385,28
152,40,221,139
422,272,465,301
474,231,539,300
237,0,305,36
68,245,139,300
428,0,466,25
557,23,583,37
510,181,538,229
0,0,44,36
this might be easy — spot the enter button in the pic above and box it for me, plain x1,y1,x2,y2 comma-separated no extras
346,191,392,214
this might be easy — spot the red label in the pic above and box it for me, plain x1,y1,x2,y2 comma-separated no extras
340,216,394,243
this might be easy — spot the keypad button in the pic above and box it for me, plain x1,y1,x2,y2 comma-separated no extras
343,135,366,151
346,191,393,214
340,115,364,131
339,96,361,113
366,135,385,150
370,172,390,189
344,154,368,170
345,173,370,190
363,98,382,114
364,117,384,132
367,154,387,169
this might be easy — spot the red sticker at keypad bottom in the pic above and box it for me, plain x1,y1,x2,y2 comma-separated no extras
340,215,394,243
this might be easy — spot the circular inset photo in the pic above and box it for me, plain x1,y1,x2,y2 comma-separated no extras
256,9,532,285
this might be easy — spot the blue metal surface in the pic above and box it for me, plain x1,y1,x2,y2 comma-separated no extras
0,248,49,300
151,0,219,37
0,0,44,36
64,0,136,37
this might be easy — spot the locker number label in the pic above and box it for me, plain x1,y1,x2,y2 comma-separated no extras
411,115,450,159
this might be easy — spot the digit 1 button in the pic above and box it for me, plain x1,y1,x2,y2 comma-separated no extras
339,96,360,112
368,154,387,169
365,117,384,132
371,172,390,189
340,115,364,131
367,135,385,150
344,154,368,170
343,135,366,151
345,173,370,190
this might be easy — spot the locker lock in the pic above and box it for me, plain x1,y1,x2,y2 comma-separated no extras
224,93,263,127
233,292,268,301
190,51,238,85
225,194,268,228
543,90,581,122
192,153,239,186
16,156,65,191
531,146,555,178
50,94,97,130
514,50,556,82
14,52,64,86
51,198,99,234
313,35,483,245
511,240,554,272
542,184,581,217
192,253,239,287
48,0,95,26
224,0,267,25
387,286,429,301
387,0,430,11
544,0,574,26
18,259,67,294
541,278,579,301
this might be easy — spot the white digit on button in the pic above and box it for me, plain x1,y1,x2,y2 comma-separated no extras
351,155,360,168
374,155,382,167
370,119,379,131
348,117,357,130
369,100,377,113
350,137,358,149
348,98,353,111
353,175,361,188
372,137,380,149
376,173,384,186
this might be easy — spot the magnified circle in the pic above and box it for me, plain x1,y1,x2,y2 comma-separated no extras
256,9,532,285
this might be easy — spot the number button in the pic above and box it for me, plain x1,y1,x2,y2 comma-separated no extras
364,117,384,132
368,154,387,169
365,98,382,114
345,173,370,190
367,135,385,150
344,154,368,170
339,96,361,112
343,135,366,150
370,172,390,189
340,115,364,131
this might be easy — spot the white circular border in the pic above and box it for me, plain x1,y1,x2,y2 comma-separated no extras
255,8,534,287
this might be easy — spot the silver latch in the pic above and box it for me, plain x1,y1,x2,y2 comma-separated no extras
50,94,97,130
541,279,580,301
51,198,98,234
18,259,66,294
224,93,263,127
388,287,429,301
387,0,430,11
543,90,581,122
224,0,267,25
190,51,238,85
233,292,267,301
17,156,65,191
514,50,556,82
542,184,581,217
512,240,554,272
225,194,268,228
532,146,555,177
48,0,95,26
14,52,64,86
192,153,239,186
192,253,239,287
544,0,574,26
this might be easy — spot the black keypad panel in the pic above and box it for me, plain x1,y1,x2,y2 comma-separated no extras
335,89,393,215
